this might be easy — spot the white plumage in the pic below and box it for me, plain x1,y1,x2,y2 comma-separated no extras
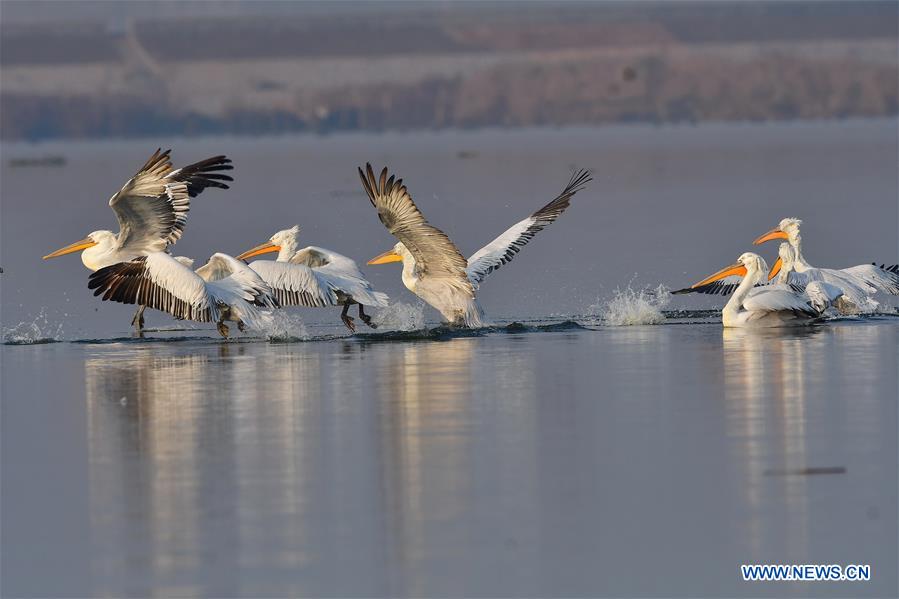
768,242,877,314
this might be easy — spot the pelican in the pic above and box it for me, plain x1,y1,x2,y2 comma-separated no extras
754,217,899,309
235,226,389,332
689,252,842,327
42,148,234,331
87,253,277,338
767,242,873,314
360,164,591,327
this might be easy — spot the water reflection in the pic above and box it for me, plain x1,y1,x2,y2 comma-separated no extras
82,337,541,596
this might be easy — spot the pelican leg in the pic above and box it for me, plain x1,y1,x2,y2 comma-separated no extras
216,321,230,338
340,304,356,333
237,320,247,333
358,304,377,329
131,305,146,336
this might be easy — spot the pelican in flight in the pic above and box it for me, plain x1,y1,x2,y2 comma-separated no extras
689,252,842,327
42,148,234,331
754,217,899,309
87,253,277,337
235,226,389,332
360,164,592,327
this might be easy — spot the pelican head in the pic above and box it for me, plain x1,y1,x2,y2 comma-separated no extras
754,217,802,246
43,230,117,270
236,225,300,261
368,242,409,266
693,252,767,289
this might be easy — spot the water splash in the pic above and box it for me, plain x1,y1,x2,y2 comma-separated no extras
254,311,310,341
371,301,426,331
586,284,669,326
2,308,65,344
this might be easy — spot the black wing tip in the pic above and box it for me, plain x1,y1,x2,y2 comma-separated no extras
670,287,693,295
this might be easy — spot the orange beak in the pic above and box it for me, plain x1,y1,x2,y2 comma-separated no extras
368,250,403,265
43,237,97,260
236,242,280,261
691,262,748,288
768,257,782,281
753,228,789,245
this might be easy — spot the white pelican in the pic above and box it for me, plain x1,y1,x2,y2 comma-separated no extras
689,252,842,327
87,253,277,338
360,164,592,327
235,226,389,332
42,148,234,331
767,242,873,314
754,217,899,309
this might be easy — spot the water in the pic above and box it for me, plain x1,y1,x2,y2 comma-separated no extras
2,120,898,597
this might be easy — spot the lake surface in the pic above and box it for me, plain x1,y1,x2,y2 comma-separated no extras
2,120,898,597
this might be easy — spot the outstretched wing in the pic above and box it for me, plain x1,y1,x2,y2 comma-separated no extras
110,149,233,254
248,260,339,307
358,163,473,297
841,263,899,295
466,169,591,286
671,274,745,296
88,253,215,322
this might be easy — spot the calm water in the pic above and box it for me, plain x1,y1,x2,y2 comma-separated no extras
2,120,898,597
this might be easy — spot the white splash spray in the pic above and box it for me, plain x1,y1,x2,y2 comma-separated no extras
587,284,669,326
2,308,65,344
254,310,310,341
371,301,426,331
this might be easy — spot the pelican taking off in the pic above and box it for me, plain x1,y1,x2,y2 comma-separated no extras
690,252,842,327
360,164,592,327
41,148,234,331
236,226,389,332
754,217,899,309
88,253,277,337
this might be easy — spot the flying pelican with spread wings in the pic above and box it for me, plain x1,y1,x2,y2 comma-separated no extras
42,148,234,332
236,226,389,332
360,164,591,327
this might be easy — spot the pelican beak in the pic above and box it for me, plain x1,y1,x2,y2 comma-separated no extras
753,228,788,245
768,257,782,281
691,262,748,288
236,242,280,260
368,249,403,265
43,237,97,260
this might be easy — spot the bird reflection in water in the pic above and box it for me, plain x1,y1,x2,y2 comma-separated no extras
82,337,540,597
722,326,828,560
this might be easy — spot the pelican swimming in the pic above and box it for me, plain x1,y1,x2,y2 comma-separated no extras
754,217,899,310
689,252,842,327
767,242,872,314
235,226,389,332
87,253,277,338
360,164,591,327
42,148,234,331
